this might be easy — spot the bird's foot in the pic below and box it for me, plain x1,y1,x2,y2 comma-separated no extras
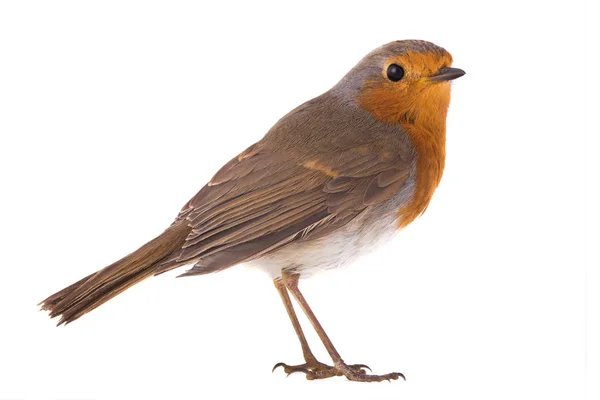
272,360,368,379
335,362,405,382
273,360,404,382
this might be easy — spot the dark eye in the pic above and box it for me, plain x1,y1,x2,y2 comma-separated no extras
386,64,405,82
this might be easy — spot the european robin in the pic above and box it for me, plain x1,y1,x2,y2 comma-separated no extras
40,40,464,382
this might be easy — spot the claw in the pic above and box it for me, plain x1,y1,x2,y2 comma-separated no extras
351,363,372,372
272,362,285,373
273,362,315,377
381,372,405,382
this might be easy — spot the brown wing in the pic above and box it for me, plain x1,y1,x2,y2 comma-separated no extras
157,140,412,277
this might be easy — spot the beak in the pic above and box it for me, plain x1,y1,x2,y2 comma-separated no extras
429,67,466,82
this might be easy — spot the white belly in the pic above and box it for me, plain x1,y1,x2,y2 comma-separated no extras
247,176,415,279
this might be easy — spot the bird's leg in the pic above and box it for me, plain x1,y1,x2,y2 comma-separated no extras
272,277,369,378
272,278,321,366
279,271,405,382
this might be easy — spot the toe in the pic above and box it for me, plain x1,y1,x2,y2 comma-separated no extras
286,367,311,377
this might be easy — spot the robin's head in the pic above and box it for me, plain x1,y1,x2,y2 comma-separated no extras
333,40,464,128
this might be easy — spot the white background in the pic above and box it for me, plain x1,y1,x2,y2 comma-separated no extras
0,1,597,399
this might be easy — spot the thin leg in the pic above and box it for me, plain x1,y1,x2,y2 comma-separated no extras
272,277,370,378
273,278,319,365
281,271,405,382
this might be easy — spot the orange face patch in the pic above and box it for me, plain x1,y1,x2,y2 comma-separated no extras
387,50,453,81
358,50,454,126
357,49,455,228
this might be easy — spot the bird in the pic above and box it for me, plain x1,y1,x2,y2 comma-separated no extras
40,39,464,382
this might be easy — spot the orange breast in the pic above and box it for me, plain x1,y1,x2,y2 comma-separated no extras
397,123,446,227
359,75,451,228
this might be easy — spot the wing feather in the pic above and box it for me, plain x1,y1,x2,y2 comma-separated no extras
157,140,412,276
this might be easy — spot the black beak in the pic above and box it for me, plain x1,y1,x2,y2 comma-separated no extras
430,67,466,82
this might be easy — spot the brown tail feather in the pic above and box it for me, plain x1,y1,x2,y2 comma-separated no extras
39,222,191,325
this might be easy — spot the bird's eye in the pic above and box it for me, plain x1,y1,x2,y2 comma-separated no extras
386,64,405,82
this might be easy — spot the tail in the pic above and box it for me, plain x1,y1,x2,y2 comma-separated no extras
39,221,191,325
